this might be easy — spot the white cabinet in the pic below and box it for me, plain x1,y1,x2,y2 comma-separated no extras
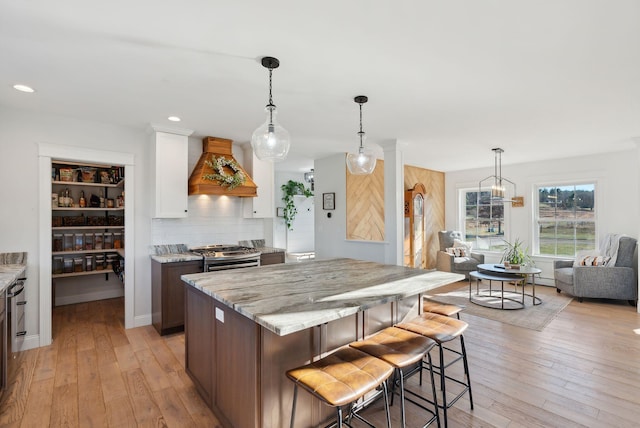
150,125,193,218
243,145,275,218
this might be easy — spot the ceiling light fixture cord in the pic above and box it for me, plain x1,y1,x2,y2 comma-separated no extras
267,67,274,124
358,101,365,150
495,148,500,186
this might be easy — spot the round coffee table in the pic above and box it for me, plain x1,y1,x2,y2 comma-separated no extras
469,264,542,310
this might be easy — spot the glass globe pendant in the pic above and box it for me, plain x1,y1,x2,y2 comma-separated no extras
251,57,290,162
346,95,377,175
251,104,290,161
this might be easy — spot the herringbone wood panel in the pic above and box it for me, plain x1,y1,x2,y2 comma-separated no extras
346,161,385,241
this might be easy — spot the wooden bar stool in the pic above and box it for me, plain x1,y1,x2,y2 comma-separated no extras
286,347,394,428
397,313,473,428
423,299,464,319
349,326,440,428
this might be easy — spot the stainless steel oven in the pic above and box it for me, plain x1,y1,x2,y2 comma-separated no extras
190,245,261,272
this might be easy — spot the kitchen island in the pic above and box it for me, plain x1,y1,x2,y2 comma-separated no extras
181,258,463,428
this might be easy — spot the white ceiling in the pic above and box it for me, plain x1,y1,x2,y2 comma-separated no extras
2,1,639,173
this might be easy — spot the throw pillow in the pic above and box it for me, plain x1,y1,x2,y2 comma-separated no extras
575,255,611,267
446,247,467,257
453,239,473,255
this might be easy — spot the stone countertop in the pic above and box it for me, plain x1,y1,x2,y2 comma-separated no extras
150,253,203,263
0,264,27,295
181,258,464,336
149,244,203,263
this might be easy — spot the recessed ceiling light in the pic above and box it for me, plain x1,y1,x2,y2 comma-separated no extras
13,84,35,93
168,116,181,122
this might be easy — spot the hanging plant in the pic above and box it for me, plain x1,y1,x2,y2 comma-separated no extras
203,155,246,190
281,180,313,230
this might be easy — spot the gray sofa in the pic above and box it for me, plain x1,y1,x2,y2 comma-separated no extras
436,230,485,279
554,236,638,305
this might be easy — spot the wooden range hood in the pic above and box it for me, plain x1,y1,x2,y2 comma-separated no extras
188,136,257,197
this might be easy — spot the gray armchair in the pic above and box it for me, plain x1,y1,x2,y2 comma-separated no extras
554,236,638,305
436,230,485,279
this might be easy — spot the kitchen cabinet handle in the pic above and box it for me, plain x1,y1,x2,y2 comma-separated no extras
7,281,24,298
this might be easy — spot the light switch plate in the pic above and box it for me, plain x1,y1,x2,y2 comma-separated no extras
215,307,224,323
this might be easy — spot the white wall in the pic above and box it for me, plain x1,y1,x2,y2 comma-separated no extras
0,105,150,347
274,171,315,253
314,154,387,263
444,149,640,283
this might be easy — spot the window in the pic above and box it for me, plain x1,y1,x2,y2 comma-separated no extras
536,183,596,256
461,189,505,251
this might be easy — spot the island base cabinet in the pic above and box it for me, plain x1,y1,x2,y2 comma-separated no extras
185,286,214,407
185,286,422,427
186,286,261,428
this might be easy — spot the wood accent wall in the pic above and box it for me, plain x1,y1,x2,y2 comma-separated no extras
345,160,445,269
346,160,385,241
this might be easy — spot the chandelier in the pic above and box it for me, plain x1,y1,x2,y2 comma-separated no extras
479,148,516,202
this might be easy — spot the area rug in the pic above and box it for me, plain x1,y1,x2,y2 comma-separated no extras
425,281,573,331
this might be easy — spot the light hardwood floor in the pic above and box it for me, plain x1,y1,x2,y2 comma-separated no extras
0,298,221,427
1,289,639,427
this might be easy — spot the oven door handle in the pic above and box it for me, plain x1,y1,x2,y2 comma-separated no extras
7,280,25,298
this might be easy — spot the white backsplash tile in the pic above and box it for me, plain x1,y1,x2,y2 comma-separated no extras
152,195,264,247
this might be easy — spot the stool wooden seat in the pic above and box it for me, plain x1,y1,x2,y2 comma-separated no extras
286,346,394,428
397,312,473,428
350,327,439,428
423,299,464,319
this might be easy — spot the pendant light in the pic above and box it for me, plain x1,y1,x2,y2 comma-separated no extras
479,148,516,202
346,95,377,175
251,56,290,162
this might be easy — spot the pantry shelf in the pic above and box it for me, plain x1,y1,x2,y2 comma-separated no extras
52,269,115,279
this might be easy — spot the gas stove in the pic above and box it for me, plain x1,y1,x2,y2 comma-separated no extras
190,245,262,271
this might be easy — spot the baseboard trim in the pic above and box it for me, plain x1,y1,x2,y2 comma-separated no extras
133,314,151,328
54,289,124,306
15,333,40,352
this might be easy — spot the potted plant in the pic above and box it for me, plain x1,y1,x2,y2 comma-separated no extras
501,238,532,269
281,180,313,230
